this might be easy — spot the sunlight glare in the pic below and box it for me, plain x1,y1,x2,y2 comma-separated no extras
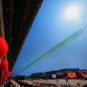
64,5,81,21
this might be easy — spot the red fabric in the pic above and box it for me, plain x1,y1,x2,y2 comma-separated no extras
0,59,8,68
0,60,9,84
0,37,8,58
0,70,8,84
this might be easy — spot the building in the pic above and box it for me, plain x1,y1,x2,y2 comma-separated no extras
0,0,43,71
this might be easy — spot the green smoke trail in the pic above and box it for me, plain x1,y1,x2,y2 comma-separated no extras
17,25,87,74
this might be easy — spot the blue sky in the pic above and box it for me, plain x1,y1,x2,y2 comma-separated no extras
13,0,87,76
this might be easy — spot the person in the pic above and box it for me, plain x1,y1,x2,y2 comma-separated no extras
0,36,13,85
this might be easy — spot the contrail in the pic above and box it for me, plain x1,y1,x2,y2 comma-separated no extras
17,25,87,74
